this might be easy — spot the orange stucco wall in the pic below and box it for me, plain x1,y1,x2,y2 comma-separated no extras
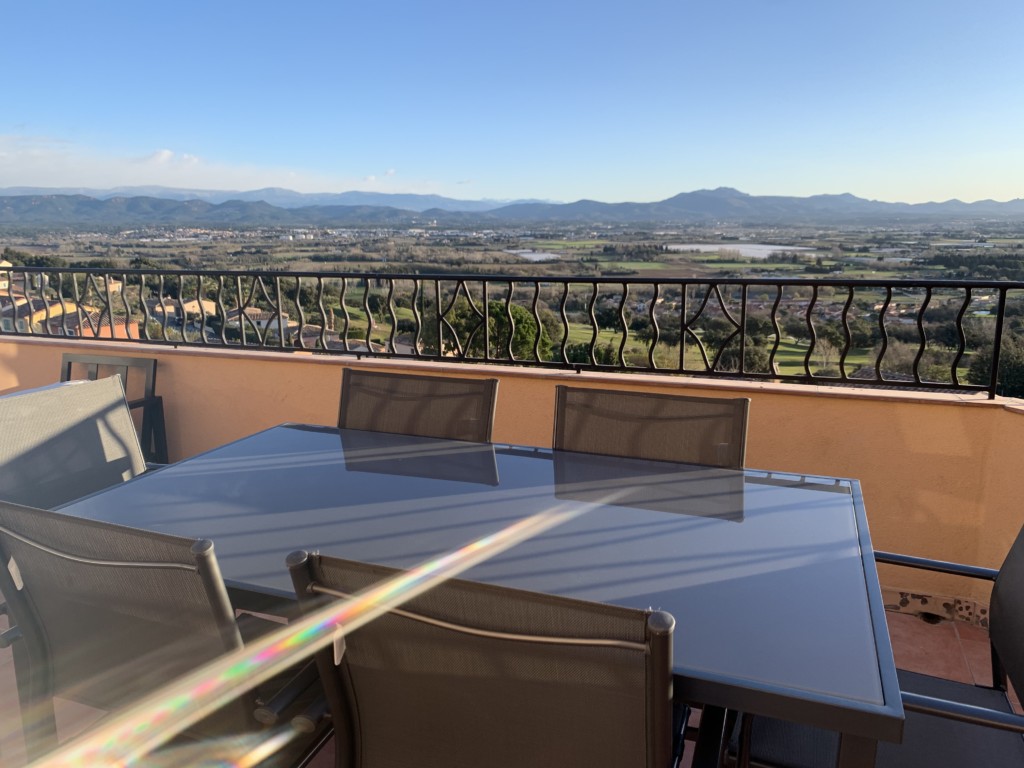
3,335,1019,608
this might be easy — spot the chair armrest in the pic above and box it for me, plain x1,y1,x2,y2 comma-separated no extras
874,551,999,581
902,691,1024,733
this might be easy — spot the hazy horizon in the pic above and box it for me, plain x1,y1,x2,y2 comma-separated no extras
2,0,1022,205
3,184,1023,208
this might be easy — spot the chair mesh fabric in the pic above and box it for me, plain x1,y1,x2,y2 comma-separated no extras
0,377,147,508
553,387,750,469
0,502,242,719
310,556,665,768
339,370,497,443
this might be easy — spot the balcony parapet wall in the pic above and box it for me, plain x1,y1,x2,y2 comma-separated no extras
2,335,1017,621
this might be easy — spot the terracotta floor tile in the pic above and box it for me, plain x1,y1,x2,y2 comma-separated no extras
886,611,973,683
954,621,990,644
955,623,995,688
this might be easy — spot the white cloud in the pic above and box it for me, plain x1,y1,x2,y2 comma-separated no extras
136,149,176,165
0,135,445,195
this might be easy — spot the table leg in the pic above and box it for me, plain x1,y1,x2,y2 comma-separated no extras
837,733,877,768
691,705,727,768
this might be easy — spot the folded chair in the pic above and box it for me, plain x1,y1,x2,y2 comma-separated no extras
0,501,329,766
553,386,750,469
287,550,677,768
724,527,1024,768
339,369,498,443
60,353,169,464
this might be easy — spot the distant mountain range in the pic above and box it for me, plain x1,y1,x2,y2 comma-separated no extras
0,186,542,212
1,186,1023,229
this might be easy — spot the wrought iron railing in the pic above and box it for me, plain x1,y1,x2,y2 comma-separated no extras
2,266,1021,398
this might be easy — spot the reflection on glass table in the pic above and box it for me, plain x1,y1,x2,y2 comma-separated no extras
340,428,499,486
553,449,745,522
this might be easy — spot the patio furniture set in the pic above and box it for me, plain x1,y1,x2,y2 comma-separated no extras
0,356,1022,767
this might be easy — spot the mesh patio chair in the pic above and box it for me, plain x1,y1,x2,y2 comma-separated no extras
60,353,169,464
721,527,1024,768
553,386,750,469
338,369,498,443
0,376,147,509
0,501,330,766
287,551,677,768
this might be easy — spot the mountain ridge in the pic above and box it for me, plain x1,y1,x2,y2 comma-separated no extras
1,187,1022,228
0,186,546,212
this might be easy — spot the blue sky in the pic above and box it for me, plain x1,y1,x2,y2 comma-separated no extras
2,0,1022,204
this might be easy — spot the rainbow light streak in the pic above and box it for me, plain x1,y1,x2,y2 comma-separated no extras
38,498,604,767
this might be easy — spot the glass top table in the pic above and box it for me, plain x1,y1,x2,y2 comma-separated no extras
59,423,903,762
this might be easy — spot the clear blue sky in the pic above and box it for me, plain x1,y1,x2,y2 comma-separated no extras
2,0,1022,204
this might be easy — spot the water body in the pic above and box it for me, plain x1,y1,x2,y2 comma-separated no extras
505,249,562,262
666,243,816,260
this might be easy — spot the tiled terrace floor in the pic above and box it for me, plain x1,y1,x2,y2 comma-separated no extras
0,610,1017,767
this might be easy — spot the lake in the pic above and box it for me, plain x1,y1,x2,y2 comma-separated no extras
505,249,562,262
666,243,816,260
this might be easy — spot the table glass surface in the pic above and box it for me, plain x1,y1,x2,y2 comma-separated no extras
60,423,890,717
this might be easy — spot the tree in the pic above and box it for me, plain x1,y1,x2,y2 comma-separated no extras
439,298,551,360
717,340,772,374
489,302,552,360
565,342,616,366
967,333,1024,397
594,302,628,331
631,314,682,347
783,316,809,342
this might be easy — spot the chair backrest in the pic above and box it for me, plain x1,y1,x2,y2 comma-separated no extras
338,369,498,443
0,501,248,755
989,525,1024,695
288,552,674,768
553,386,750,469
0,377,147,508
60,353,168,463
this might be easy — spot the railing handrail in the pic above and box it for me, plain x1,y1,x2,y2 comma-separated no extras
5,264,1024,291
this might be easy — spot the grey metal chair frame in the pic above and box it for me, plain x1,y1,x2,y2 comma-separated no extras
338,369,498,443
287,550,675,768
60,352,169,464
0,376,148,508
0,501,329,765
553,386,750,469
723,532,1024,768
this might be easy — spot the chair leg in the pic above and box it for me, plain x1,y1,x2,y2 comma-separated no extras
150,398,169,464
691,705,727,768
13,641,59,763
736,713,753,768
672,701,690,768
